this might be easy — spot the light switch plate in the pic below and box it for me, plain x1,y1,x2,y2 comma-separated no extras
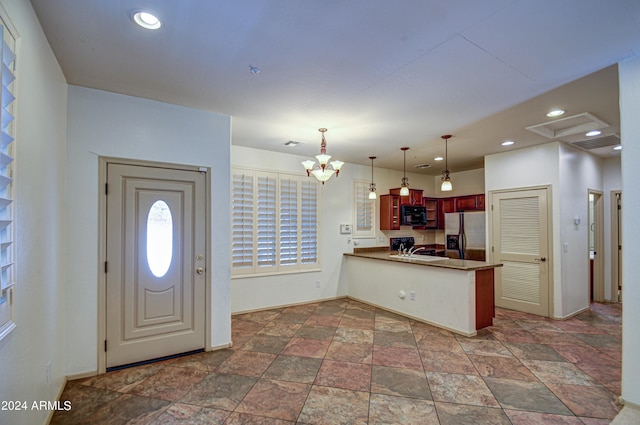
340,224,351,234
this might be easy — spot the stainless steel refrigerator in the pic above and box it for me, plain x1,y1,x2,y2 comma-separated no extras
445,211,486,260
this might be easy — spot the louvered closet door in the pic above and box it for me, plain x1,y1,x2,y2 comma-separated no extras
492,188,550,317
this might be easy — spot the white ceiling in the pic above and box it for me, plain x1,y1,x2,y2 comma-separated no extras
29,0,638,174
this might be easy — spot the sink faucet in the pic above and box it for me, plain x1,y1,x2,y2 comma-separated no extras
398,243,405,256
408,246,427,257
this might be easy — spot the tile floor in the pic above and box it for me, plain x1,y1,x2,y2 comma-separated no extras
51,299,622,424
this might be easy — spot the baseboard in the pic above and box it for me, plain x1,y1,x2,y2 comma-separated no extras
208,342,232,351
44,376,68,425
553,305,590,321
66,370,98,381
231,296,347,316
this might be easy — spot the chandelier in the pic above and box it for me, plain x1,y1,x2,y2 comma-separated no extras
301,128,344,184
441,134,453,191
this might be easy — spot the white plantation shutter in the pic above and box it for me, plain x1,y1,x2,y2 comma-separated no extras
300,179,318,264
0,15,17,339
280,177,298,266
353,180,375,238
257,174,277,269
231,172,254,270
232,167,319,276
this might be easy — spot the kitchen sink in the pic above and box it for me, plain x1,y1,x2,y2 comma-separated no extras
389,254,446,262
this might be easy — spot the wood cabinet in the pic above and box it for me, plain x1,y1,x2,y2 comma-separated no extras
390,188,424,206
455,194,485,211
423,197,438,229
379,194,401,230
437,194,485,229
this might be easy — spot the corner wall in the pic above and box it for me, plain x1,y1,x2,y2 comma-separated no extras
66,86,232,375
619,55,640,407
0,1,68,424
485,142,605,319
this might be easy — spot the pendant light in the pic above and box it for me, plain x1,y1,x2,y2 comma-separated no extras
440,135,453,192
368,156,377,200
301,128,344,184
400,147,410,196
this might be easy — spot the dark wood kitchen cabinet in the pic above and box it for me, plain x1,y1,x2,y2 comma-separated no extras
455,194,485,211
423,197,438,229
390,188,425,206
437,198,455,229
379,194,401,230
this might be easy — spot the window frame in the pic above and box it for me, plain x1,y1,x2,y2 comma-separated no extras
353,179,376,239
0,6,18,341
231,167,321,277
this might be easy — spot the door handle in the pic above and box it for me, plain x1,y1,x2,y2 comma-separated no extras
196,267,204,274
535,257,546,262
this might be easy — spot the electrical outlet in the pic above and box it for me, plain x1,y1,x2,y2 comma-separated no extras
410,291,416,301
316,280,321,288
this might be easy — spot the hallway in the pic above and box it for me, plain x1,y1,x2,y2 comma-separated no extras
52,299,622,424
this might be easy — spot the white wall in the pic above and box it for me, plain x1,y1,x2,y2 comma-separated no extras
231,145,435,313
485,142,563,317
0,1,68,425
603,157,621,301
66,86,231,375
485,142,606,319
558,143,603,316
433,168,485,198
619,55,640,407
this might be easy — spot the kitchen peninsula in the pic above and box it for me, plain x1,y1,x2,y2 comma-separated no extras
343,248,502,336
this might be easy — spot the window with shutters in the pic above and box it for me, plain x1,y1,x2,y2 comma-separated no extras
231,168,320,276
353,180,375,238
0,11,17,340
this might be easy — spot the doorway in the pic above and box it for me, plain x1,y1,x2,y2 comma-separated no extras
611,191,622,302
100,159,209,370
588,191,605,302
490,186,552,317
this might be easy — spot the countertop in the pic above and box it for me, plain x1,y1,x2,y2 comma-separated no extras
344,248,502,271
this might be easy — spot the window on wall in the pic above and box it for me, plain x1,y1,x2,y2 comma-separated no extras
0,11,17,340
353,180,375,238
232,168,320,276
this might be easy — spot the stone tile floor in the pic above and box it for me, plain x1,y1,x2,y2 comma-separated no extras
51,299,622,424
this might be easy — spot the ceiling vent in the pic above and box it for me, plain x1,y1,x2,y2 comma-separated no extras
526,112,609,139
570,134,620,151
413,163,431,169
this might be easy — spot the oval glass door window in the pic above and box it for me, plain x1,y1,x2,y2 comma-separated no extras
147,200,173,277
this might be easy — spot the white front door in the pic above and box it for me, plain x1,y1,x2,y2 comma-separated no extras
491,188,550,317
106,163,206,368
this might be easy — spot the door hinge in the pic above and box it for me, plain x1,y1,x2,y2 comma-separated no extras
491,204,494,211
104,340,108,352
104,261,108,273
105,183,108,195
9,288,13,305
491,246,494,253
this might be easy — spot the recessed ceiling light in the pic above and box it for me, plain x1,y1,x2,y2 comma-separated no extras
434,156,444,161
613,145,622,151
132,11,162,30
501,140,515,146
283,140,301,146
547,109,565,117
586,130,602,137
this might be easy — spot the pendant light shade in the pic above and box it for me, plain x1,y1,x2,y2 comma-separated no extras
301,128,344,184
440,135,453,192
368,156,377,200
400,147,410,196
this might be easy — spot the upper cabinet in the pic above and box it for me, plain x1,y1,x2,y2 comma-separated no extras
455,194,485,211
437,194,485,229
380,194,401,230
389,188,424,206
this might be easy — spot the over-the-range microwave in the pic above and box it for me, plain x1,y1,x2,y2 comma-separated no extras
400,205,427,226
